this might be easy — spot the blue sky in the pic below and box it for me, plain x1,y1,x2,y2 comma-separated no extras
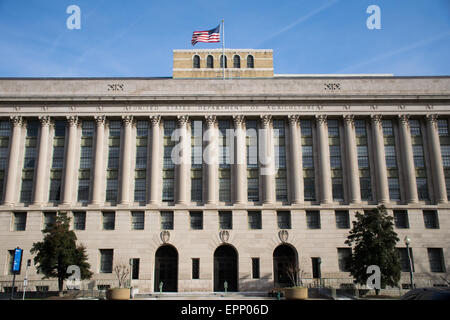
0,0,449,77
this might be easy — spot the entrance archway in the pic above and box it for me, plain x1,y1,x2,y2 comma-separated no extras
154,245,178,292
273,244,298,287
214,245,238,292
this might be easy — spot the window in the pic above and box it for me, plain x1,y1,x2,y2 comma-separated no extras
247,55,254,68
161,211,174,230
382,120,394,136
43,212,56,229
192,258,200,279
248,211,262,229
337,248,351,272
233,55,240,68
246,120,259,202
409,119,421,136
423,210,439,229
252,258,260,279
428,248,446,273
73,212,86,230
7,250,14,275
219,211,232,230
51,146,65,169
80,147,93,169
388,178,400,201
327,120,339,137
163,120,175,202
312,257,321,279
416,177,429,200
301,120,315,201
100,249,113,273
78,121,94,202
335,210,349,229
330,146,341,168
207,55,214,68
220,55,227,68
13,212,26,231
332,178,344,201
77,179,90,202
397,248,414,272
131,211,144,230
190,212,203,230
193,55,200,68
384,145,397,168
360,177,372,201
277,211,291,229
102,212,115,230
302,146,313,168
304,178,315,201
306,211,320,229
412,145,425,168
23,147,36,169
437,119,449,136
131,258,140,280
394,210,409,229
135,146,147,169
48,179,62,202
191,120,203,202
355,120,367,136
357,146,369,168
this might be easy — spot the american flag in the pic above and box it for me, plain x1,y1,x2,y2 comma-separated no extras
191,24,220,45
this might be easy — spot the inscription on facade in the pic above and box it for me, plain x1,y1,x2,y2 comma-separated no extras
324,83,341,91
107,83,124,92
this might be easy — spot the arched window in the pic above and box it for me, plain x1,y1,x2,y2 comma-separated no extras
233,55,241,68
207,55,214,68
220,55,227,68
193,55,200,68
247,55,254,68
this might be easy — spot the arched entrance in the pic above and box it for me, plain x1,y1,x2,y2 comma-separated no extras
273,244,298,287
214,245,238,292
154,245,178,292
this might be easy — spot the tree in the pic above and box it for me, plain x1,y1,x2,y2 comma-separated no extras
345,205,401,295
113,263,130,288
31,213,92,296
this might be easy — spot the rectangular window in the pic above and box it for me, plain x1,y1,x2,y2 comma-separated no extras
357,146,369,168
48,179,62,202
388,178,400,201
247,174,259,202
382,120,394,136
337,248,351,272
73,212,86,230
106,179,118,202
306,211,320,229
131,211,145,230
332,178,344,201
303,178,316,201
51,146,65,169
191,120,203,202
329,145,341,169
397,248,415,272
416,178,429,201
360,177,372,201
13,212,26,231
423,210,439,229
161,211,174,230
384,145,397,169
327,119,339,137
302,146,314,168
192,258,200,279
252,258,260,279
441,145,450,168
219,171,231,202
190,212,203,230
8,250,14,275
135,146,147,169
135,122,148,201
248,211,262,230
428,248,445,273
355,120,367,137
394,210,409,229
312,257,321,279
102,212,115,230
79,147,92,169
77,179,90,202
437,119,449,136
246,120,259,202
277,211,291,229
134,178,146,202
219,211,232,230
131,258,140,280
163,120,175,202
335,210,350,229
412,145,425,168
43,212,56,229
100,249,113,273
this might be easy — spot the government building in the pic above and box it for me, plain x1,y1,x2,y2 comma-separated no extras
0,49,449,294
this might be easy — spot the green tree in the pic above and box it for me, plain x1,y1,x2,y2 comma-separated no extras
345,205,401,295
31,213,92,296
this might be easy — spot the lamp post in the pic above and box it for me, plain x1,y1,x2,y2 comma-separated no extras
404,236,414,289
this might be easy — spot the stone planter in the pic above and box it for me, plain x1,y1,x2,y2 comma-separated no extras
284,287,308,300
106,288,131,300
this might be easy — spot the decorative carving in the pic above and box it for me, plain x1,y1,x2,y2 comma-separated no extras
315,114,327,124
398,114,410,126
232,115,245,127
398,105,406,110
287,115,299,126
160,230,170,243
344,105,351,111
370,105,378,111
97,106,103,111
343,114,355,126
177,115,189,126
10,116,23,127
13,106,21,111
41,106,49,111
38,116,51,126
219,230,230,243
260,115,272,127
70,106,77,111
426,114,438,126
150,115,161,126
370,114,383,126
122,115,134,125
426,105,434,110
278,230,289,243
66,116,79,127
94,115,106,126
205,115,217,127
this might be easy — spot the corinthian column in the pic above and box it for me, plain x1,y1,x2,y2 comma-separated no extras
343,115,361,204
371,114,389,204
33,116,51,205
148,116,161,204
399,115,418,204
119,115,133,205
316,115,332,204
176,115,189,205
3,116,23,205
91,116,106,205
260,115,275,204
288,115,303,204
61,116,79,205
205,115,218,205
426,114,447,203
233,115,247,204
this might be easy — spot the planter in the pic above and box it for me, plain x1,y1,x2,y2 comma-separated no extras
284,287,308,300
106,288,131,300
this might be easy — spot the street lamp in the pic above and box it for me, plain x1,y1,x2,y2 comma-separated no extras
404,236,415,289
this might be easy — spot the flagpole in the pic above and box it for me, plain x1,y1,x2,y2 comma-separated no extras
222,19,225,80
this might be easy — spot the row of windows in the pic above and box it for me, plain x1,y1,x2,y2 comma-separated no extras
193,54,254,69
9,209,441,232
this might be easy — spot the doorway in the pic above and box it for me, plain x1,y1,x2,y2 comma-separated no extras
154,245,178,292
214,245,238,292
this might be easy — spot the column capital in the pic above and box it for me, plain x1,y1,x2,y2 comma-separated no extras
66,116,79,127
150,115,161,126
9,116,23,127
260,115,272,127
177,115,189,127
398,114,410,125
122,115,134,126
370,114,383,126
205,115,217,127
232,115,245,127
288,115,299,126
315,114,327,124
94,115,106,126
426,114,439,126
38,116,51,126
343,114,355,126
